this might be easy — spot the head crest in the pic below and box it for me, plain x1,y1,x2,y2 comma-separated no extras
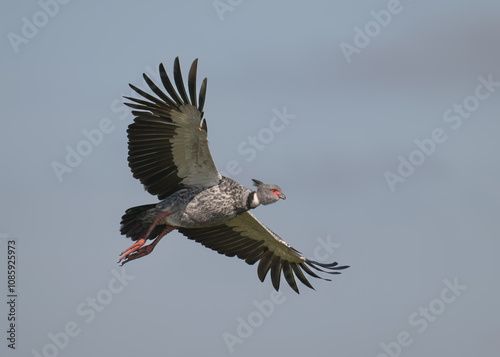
252,179,264,187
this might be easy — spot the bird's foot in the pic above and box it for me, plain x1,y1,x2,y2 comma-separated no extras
118,238,148,265
117,225,177,266
118,239,158,266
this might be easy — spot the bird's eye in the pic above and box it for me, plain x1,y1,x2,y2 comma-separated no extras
271,189,278,193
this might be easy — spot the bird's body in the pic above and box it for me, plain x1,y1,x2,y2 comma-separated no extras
118,57,348,293
129,176,255,229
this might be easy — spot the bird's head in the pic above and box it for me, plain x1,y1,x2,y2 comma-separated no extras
252,179,286,205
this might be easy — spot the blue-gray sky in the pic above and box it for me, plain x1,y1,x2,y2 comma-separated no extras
1,1,499,356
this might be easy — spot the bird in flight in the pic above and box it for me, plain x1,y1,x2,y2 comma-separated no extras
118,57,348,293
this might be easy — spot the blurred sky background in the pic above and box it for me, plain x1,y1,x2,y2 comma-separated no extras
1,1,499,356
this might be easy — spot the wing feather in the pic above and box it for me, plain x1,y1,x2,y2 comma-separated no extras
283,261,300,293
159,63,183,106
198,78,207,112
173,57,190,104
188,59,198,107
142,74,178,107
244,246,268,265
178,212,348,293
257,250,274,282
270,256,282,291
291,263,314,290
125,57,221,199
128,84,165,107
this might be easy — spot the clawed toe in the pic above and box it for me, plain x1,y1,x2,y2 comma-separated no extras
119,245,154,265
118,238,146,264
117,226,175,266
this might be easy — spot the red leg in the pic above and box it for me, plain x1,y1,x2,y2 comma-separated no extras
118,226,178,265
119,238,147,258
118,211,173,265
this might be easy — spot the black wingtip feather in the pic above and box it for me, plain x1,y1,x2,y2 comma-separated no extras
307,260,350,274
188,59,198,107
173,57,190,104
282,261,299,294
291,263,315,290
257,251,274,282
270,256,282,291
127,83,164,107
159,63,183,106
142,73,177,107
198,78,207,112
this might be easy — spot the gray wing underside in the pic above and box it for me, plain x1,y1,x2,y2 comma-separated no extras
178,211,349,293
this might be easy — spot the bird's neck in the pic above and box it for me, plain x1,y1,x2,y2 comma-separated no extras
246,191,260,210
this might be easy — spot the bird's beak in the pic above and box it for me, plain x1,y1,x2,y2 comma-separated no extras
279,193,286,200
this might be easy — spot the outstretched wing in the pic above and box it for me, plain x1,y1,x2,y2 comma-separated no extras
125,57,221,200
178,211,349,293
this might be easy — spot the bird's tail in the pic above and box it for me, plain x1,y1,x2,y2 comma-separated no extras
120,204,161,241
